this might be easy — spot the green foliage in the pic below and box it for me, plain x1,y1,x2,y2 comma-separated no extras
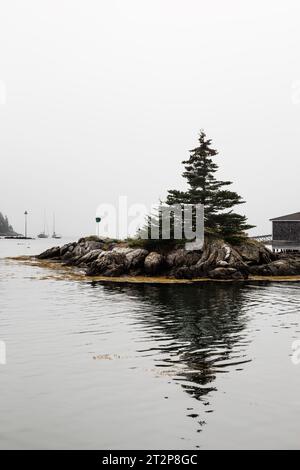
79,235,101,242
79,235,121,244
78,235,123,251
126,236,179,252
166,130,254,240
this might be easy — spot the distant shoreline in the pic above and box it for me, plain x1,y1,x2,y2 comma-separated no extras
0,235,33,239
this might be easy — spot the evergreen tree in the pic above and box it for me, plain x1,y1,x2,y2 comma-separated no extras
166,130,254,240
0,212,14,234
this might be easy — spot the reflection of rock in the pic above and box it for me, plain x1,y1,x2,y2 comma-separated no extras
36,235,300,280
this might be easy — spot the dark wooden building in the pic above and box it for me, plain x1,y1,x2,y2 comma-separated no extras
270,212,300,252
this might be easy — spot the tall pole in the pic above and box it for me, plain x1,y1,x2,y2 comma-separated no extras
24,211,28,238
95,217,101,238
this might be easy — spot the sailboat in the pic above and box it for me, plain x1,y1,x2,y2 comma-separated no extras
52,213,61,239
37,230,48,239
37,212,49,238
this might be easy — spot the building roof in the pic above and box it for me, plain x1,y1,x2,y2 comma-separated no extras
270,212,300,222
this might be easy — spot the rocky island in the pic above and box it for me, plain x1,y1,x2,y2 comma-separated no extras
0,212,20,237
36,235,300,281
34,130,300,281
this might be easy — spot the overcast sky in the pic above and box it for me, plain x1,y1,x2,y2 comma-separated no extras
0,0,299,238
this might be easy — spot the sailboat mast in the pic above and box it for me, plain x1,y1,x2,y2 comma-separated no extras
43,211,46,235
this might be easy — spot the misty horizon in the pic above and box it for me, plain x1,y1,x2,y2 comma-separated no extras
1,1,300,238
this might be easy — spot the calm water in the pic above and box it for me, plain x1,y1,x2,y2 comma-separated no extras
0,238,300,449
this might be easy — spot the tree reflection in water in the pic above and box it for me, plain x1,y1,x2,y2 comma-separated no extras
91,281,252,427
